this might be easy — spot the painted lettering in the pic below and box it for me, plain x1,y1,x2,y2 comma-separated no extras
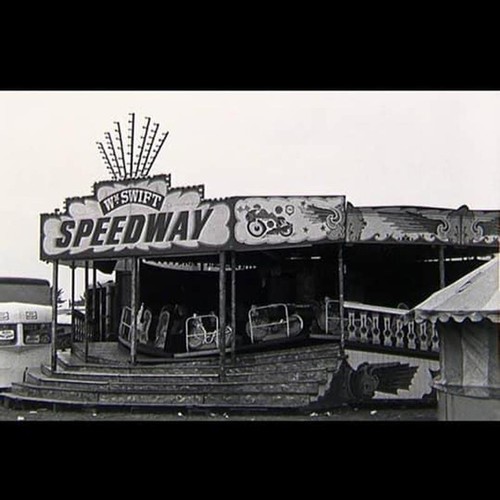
55,220,75,248
90,217,111,246
128,189,140,203
100,188,165,215
102,198,115,213
143,190,152,206
191,209,214,240
144,212,174,243
168,211,189,241
150,193,162,209
120,191,129,204
105,216,127,245
73,219,94,247
122,214,146,244
48,198,225,254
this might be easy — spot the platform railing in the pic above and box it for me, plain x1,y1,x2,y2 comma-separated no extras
323,299,439,354
72,309,86,342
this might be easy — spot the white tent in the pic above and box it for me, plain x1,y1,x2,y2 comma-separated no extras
413,254,500,324
412,254,499,420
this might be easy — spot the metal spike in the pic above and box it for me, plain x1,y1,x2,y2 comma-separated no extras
143,130,169,177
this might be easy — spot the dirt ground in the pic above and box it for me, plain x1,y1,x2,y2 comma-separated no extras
0,400,438,421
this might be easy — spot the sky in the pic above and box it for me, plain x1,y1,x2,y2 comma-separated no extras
0,90,499,300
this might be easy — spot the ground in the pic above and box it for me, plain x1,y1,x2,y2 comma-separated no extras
0,401,437,421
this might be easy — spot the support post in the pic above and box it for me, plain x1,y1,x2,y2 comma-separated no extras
130,257,138,365
84,261,89,362
231,251,236,365
92,264,98,342
439,246,446,289
105,284,112,341
70,261,75,348
219,251,227,378
99,286,104,341
338,245,345,350
50,260,59,372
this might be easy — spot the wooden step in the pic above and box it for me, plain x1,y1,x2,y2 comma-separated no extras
54,349,341,375
69,344,342,366
9,383,313,408
1,391,312,410
26,369,323,391
15,380,320,396
69,341,341,368
39,364,332,384
226,357,340,375
3,341,347,411
54,356,219,375
29,369,220,386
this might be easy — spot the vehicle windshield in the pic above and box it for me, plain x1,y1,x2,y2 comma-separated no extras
0,282,51,306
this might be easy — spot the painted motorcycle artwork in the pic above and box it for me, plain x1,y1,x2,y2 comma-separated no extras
246,205,294,238
234,196,345,246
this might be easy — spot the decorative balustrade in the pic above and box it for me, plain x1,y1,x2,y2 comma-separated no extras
71,308,102,343
72,309,86,342
323,299,439,354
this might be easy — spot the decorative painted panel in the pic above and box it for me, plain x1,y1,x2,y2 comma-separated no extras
345,204,455,244
346,203,500,246
344,349,439,401
40,175,231,260
461,209,500,245
234,196,345,247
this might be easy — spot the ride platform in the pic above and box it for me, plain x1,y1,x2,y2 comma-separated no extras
1,340,352,412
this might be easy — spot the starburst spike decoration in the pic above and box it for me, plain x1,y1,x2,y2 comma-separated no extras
114,121,127,178
138,122,159,177
96,141,118,180
97,113,169,181
127,112,135,178
134,116,151,177
105,131,121,177
144,130,169,177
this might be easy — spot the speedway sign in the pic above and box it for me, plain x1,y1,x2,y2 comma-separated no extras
40,175,231,260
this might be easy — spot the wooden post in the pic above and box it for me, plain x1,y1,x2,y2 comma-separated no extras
70,261,75,348
84,261,89,362
338,245,345,350
137,258,141,301
105,284,112,341
130,257,138,365
439,246,446,289
219,251,227,377
92,264,98,342
50,260,59,372
231,251,236,365
99,286,104,342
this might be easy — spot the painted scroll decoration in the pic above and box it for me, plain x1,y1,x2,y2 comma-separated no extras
345,205,452,244
461,209,500,245
346,203,500,245
41,175,231,259
234,196,345,246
